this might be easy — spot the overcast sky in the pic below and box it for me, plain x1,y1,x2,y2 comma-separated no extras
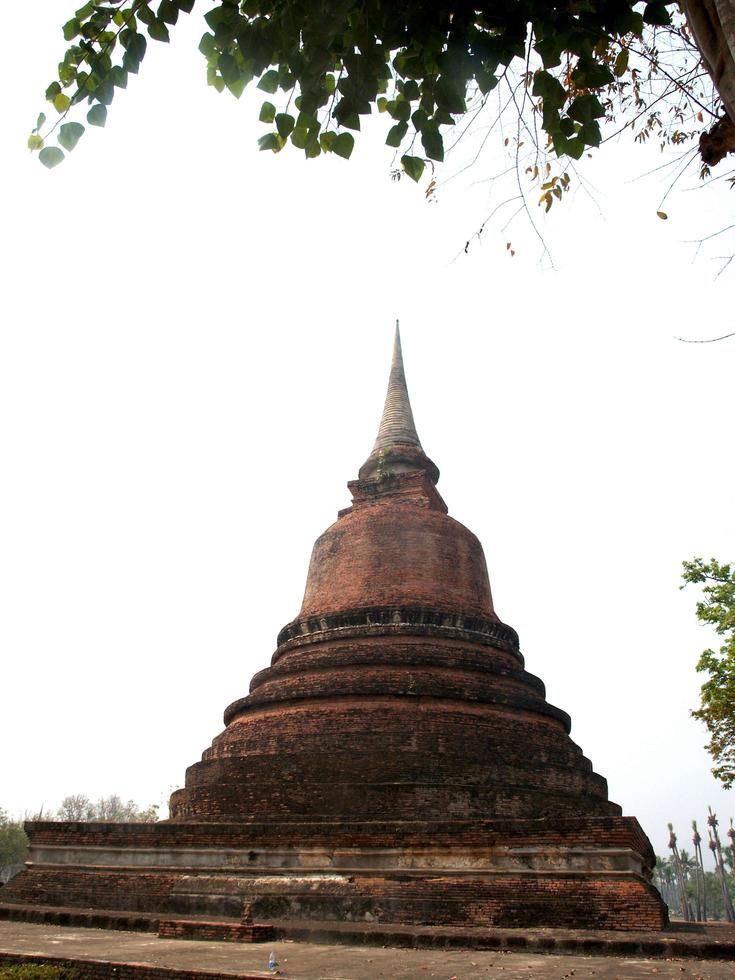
1,3,733,863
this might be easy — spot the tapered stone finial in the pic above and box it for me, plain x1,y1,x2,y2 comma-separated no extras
358,323,439,485
372,321,423,453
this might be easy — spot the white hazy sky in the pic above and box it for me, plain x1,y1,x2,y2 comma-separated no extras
1,4,733,863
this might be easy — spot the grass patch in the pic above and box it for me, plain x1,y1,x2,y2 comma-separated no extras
0,966,78,979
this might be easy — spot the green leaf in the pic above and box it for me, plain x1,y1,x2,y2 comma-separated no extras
275,113,295,138
27,133,44,151
158,0,179,25
614,9,644,35
580,120,602,147
435,76,465,114
87,104,107,127
534,36,563,70
148,19,170,42
35,112,46,132
291,126,310,149
331,132,354,159
476,69,498,96
121,32,146,71
218,52,240,86
39,146,65,169
95,80,115,106
385,121,408,147
63,18,80,41
420,125,443,162
75,2,94,19
53,93,71,113
401,154,425,182
46,82,61,102
564,136,585,160
377,96,388,113
258,132,281,152
403,80,420,101
388,97,411,122
111,66,129,89
305,138,321,159
572,58,614,89
318,130,335,151
567,94,605,125
532,71,566,109
643,3,671,26
208,71,225,93
198,32,215,58
257,70,279,93
58,121,85,152
341,112,361,131
259,101,276,123
614,49,629,78
227,78,246,98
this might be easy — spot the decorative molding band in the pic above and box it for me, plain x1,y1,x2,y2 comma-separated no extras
275,607,520,658
29,844,644,876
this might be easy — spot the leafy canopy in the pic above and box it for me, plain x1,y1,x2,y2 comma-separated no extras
682,558,735,789
0,808,29,866
32,0,676,178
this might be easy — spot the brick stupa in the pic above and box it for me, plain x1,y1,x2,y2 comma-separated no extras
5,327,667,930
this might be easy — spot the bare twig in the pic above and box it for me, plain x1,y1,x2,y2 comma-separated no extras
675,330,735,342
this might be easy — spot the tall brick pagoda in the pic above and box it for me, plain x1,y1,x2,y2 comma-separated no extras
5,327,667,930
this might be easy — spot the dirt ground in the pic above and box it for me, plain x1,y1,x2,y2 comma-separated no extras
2,920,735,980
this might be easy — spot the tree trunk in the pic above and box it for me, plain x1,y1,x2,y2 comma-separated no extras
683,0,735,164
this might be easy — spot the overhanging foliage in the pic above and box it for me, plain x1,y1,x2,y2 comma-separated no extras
32,0,682,178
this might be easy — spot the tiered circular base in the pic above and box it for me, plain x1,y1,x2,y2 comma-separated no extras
169,621,619,823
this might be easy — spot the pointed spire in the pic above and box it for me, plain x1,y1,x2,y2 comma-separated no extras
372,321,423,453
358,322,440,486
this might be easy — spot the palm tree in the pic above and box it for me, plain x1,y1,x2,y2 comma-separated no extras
680,847,700,920
707,808,735,924
668,824,693,921
692,820,707,921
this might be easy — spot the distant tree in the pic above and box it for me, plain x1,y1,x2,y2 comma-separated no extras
653,854,678,910
55,794,96,822
682,558,735,788
0,809,29,866
54,794,158,823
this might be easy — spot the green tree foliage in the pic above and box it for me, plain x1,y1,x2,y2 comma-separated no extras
0,809,29,866
32,0,713,183
682,558,735,788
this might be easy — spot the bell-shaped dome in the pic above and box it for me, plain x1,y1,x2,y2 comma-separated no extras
297,485,495,621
